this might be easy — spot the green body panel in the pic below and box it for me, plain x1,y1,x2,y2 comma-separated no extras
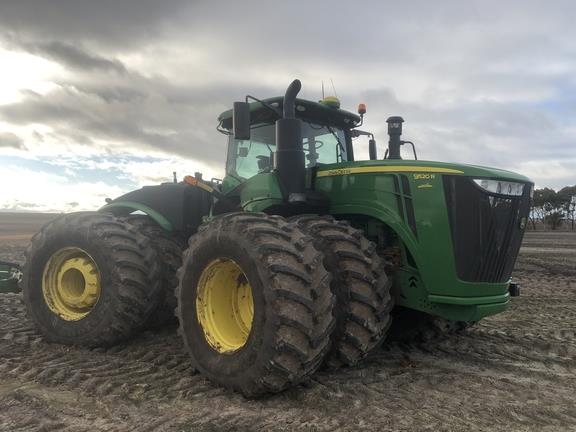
313,159,529,321
238,173,284,212
221,175,242,194
99,201,174,231
315,159,531,183
228,159,529,322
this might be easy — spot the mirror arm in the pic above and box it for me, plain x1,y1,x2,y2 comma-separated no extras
246,95,282,117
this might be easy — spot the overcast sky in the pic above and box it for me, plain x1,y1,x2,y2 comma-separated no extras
0,0,574,212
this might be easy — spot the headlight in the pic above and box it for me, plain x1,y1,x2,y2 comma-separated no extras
473,179,525,196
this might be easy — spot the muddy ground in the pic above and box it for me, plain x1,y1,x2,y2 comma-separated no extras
0,213,575,431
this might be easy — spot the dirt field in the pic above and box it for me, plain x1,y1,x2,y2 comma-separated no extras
0,213,575,431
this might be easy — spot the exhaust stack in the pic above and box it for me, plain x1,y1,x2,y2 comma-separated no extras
275,80,306,202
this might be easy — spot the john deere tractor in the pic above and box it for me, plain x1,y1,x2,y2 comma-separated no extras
22,80,532,396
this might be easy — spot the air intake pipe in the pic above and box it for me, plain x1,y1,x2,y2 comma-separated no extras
386,116,404,159
274,80,306,202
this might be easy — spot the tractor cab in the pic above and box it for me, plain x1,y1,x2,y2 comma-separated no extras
217,96,361,193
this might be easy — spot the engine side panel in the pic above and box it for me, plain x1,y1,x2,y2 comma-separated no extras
314,160,531,322
100,183,213,236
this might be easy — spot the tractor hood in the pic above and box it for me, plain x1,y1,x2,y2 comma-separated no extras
315,159,532,184
313,157,533,322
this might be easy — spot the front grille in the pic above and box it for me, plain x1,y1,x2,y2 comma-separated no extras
443,176,531,283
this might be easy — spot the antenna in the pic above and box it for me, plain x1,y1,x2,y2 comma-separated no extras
330,78,338,98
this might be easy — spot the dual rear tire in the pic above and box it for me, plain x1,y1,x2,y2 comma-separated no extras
177,213,394,396
291,215,394,368
122,215,185,327
22,211,394,396
177,213,336,396
22,212,163,347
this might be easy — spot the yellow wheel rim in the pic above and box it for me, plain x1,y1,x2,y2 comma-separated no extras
42,247,101,321
196,258,254,354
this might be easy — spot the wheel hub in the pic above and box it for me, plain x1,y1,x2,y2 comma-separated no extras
195,258,254,353
42,247,101,321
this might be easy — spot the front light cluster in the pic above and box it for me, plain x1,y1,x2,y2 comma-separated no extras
473,179,525,196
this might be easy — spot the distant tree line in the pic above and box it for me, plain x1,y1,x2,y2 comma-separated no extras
530,186,576,230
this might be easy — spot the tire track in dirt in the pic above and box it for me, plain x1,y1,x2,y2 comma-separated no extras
1,232,576,431
0,327,201,402
4,300,574,432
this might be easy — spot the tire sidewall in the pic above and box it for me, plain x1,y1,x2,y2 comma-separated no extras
179,230,272,383
24,221,125,343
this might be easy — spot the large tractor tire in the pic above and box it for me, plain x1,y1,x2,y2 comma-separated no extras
22,212,162,347
291,215,394,368
122,214,185,326
177,212,335,397
387,307,476,343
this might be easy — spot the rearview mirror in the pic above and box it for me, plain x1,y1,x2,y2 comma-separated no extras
233,102,251,140
369,139,377,160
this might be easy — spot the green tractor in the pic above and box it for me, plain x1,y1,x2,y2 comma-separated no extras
21,79,532,396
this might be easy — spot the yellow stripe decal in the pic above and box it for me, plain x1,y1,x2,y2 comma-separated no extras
316,166,464,178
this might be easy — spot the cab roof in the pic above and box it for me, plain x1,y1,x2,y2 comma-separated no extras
218,97,361,130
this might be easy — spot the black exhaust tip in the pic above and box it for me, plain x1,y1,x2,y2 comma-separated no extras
386,116,404,159
275,79,305,202
283,79,302,119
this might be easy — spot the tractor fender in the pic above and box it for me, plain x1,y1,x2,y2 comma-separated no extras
328,203,422,268
99,183,213,235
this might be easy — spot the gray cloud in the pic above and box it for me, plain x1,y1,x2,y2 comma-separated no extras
0,76,273,164
0,132,26,150
363,98,576,176
18,41,127,73
0,0,191,49
0,26,283,164
0,0,575,191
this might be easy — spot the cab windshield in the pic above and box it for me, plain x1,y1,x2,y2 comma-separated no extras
226,122,347,180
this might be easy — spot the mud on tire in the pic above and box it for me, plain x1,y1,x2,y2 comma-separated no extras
292,215,394,368
122,215,185,326
22,212,162,347
176,212,336,397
